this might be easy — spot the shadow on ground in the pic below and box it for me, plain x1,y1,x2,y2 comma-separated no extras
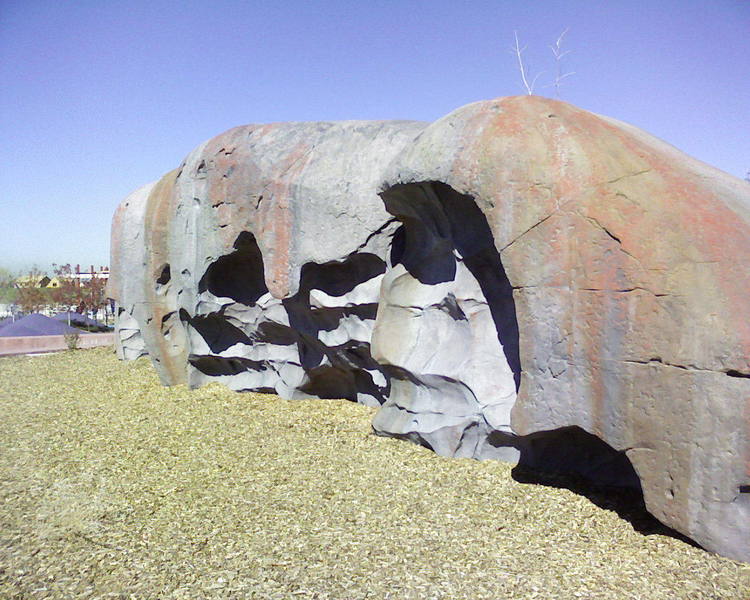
510,465,702,550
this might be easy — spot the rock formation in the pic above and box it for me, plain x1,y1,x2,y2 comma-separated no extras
109,181,155,360
109,97,750,563
109,120,427,400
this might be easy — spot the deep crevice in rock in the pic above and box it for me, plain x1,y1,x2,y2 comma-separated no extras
183,311,252,354
156,264,171,286
308,304,379,331
251,321,298,346
199,231,268,305
432,294,467,321
298,339,388,402
188,354,267,377
505,426,643,489
285,252,389,403
297,253,386,298
299,365,360,400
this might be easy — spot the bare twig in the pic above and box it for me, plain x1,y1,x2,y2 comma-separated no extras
512,31,543,95
548,28,575,98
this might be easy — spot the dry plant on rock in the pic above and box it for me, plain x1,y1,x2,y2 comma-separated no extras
511,31,543,95
512,29,574,98
548,28,575,98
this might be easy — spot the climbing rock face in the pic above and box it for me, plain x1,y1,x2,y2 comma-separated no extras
110,119,427,400
370,181,521,460
372,96,750,563
110,97,750,563
109,170,186,384
109,181,155,361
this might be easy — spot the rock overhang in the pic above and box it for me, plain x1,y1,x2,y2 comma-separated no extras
374,96,750,562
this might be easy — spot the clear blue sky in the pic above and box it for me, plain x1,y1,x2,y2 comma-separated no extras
1,0,748,273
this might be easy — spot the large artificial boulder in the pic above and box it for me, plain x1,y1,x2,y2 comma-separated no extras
371,96,750,563
109,97,750,563
109,120,427,401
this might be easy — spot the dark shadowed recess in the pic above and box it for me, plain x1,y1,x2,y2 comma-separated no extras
502,426,701,548
189,231,271,377
188,354,267,377
156,264,171,286
308,304,379,332
298,340,387,401
198,231,268,305
381,181,521,390
179,309,252,354
252,320,298,346
299,366,356,399
191,231,389,402
297,253,387,298
282,252,389,402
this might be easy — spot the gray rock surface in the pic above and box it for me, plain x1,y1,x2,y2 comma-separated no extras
371,96,750,563
109,181,154,361
109,97,750,563
111,119,427,400
370,182,520,460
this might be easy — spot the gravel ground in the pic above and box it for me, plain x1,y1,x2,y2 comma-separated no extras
1,348,748,599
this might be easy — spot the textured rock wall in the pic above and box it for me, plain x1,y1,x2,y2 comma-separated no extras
111,120,427,400
373,96,750,563
109,97,750,563
109,181,155,361
371,181,521,460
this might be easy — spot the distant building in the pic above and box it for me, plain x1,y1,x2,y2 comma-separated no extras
14,274,51,288
72,265,110,284
13,265,109,289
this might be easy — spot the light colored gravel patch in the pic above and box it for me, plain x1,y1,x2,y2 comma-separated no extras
1,348,748,599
